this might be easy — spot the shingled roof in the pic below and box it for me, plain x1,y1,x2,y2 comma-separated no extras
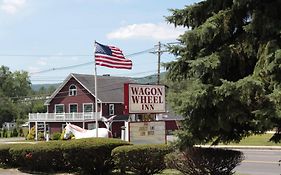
45,73,134,105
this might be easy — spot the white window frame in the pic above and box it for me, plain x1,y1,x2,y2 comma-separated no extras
83,103,93,113
55,104,65,113
69,103,78,113
109,104,114,115
69,84,77,96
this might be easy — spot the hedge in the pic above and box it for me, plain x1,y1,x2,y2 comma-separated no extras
112,144,172,175
61,138,131,174
0,144,16,167
165,147,244,175
9,141,65,172
0,138,130,174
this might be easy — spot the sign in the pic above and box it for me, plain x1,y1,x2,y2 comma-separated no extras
124,84,166,114
127,121,166,144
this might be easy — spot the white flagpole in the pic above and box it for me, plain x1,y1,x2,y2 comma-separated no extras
93,41,99,137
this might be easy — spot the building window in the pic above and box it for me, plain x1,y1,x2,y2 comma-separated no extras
69,85,77,96
83,103,93,112
55,104,64,113
69,104,78,113
109,104,114,115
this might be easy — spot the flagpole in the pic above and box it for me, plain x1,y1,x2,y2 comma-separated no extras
93,41,99,137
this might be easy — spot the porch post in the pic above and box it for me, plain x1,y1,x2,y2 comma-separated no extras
28,121,30,132
43,121,46,139
35,121,38,141
100,102,102,119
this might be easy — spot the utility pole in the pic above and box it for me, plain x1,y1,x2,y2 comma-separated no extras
151,42,177,84
157,41,161,85
150,42,163,85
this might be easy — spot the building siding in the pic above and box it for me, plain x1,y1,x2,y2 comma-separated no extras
48,77,96,113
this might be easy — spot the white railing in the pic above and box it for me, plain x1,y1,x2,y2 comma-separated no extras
29,112,101,122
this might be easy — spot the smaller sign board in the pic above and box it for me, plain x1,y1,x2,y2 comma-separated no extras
127,121,166,144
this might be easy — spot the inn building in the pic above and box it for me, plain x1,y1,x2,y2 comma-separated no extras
28,73,181,140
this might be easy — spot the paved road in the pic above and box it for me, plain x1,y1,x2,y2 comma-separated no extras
235,149,281,175
0,137,26,143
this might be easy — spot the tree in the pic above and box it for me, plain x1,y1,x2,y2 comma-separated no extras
0,65,32,126
0,92,17,126
165,0,281,148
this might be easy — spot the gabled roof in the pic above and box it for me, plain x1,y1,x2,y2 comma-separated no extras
45,73,134,105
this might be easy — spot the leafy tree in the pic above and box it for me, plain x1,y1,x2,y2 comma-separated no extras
165,0,281,148
0,92,17,126
31,100,47,113
0,65,32,126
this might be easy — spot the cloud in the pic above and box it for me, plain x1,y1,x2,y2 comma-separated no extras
28,66,40,74
36,58,48,66
0,0,26,14
107,23,186,40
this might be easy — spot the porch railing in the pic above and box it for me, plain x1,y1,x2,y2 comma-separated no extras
29,112,101,122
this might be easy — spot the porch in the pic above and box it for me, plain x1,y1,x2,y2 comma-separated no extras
29,112,101,122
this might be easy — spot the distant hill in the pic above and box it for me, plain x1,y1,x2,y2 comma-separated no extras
31,72,166,91
133,72,166,84
31,83,61,91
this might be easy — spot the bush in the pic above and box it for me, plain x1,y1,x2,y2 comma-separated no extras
0,144,18,167
26,126,35,140
112,144,172,175
2,128,7,138
52,132,61,140
19,128,24,137
0,138,130,174
11,128,18,137
62,138,130,175
165,147,244,175
37,132,45,141
9,141,65,172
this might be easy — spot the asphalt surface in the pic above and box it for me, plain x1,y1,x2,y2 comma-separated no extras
235,149,281,175
0,168,30,175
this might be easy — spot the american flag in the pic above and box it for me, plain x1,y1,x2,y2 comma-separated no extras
94,42,132,69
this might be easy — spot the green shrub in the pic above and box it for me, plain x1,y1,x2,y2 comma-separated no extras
52,132,61,140
9,141,65,172
60,129,65,140
26,126,35,140
11,128,18,137
0,144,19,167
3,128,7,138
165,147,244,175
112,144,172,175
19,128,24,137
37,132,45,141
62,138,130,175
0,138,130,174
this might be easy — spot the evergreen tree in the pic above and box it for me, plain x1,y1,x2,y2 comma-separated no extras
165,0,281,148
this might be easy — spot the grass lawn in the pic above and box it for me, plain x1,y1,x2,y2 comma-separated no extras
156,169,182,175
223,133,281,146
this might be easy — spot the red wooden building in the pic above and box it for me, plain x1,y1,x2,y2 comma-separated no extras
28,73,181,140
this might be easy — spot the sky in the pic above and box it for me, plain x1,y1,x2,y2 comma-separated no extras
0,0,201,84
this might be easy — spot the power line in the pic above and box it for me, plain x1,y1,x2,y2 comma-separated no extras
29,62,93,75
30,69,162,81
29,47,155,75
0,54,91,57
